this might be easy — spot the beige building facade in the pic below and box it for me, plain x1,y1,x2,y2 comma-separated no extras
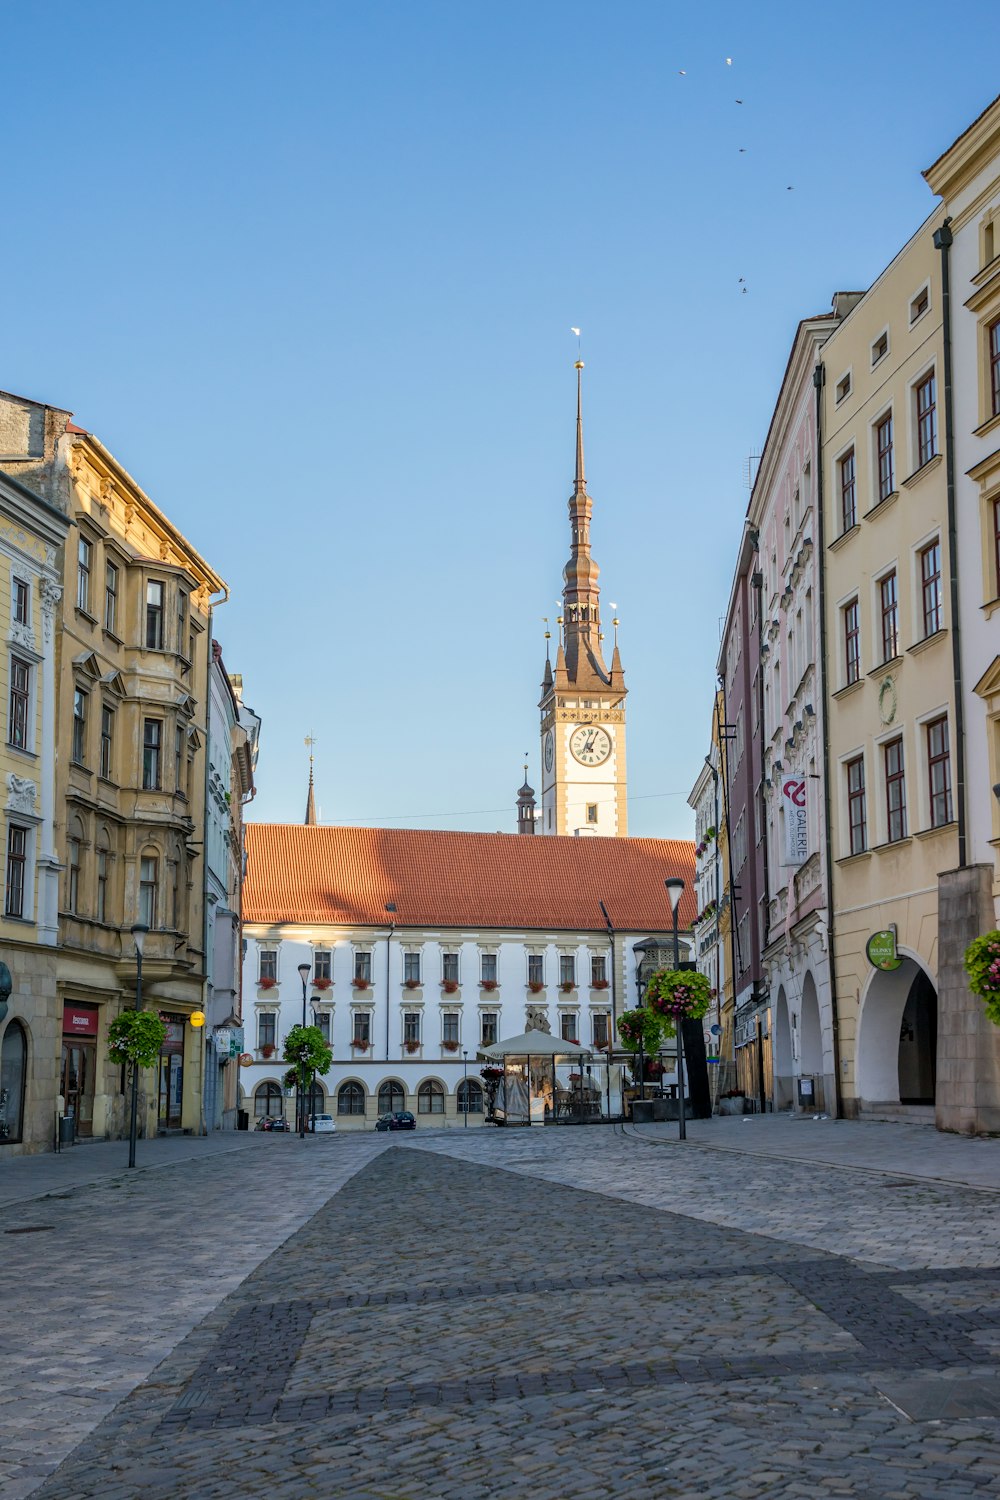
820,212,957,1120
0,389,228,1143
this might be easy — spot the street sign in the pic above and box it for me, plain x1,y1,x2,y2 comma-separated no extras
710,1024,721,1036
866,929,902,971
238,1052,254,1066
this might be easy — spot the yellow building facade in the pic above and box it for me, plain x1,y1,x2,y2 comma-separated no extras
820,214,958,1119
0,390,227,1142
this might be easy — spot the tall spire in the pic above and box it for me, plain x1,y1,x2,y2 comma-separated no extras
575,360,586,493
562,361,606,687
304,734,318,826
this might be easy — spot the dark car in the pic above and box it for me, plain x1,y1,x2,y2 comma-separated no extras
375,1111,416,1132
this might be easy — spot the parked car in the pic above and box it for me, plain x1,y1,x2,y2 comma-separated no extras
309,1113,336,1134
255,1115,290,1132
375,1111,416,1131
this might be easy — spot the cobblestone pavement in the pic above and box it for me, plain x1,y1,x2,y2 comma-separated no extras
14,1124,1000,1499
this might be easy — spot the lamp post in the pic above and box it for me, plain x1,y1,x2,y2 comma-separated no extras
297,962,310,1139
128,924,148,1169
462,1048,469,1127
665,878,686,1141
310,995,323,1134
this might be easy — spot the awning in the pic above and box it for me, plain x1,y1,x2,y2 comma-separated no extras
478,1030,593,1060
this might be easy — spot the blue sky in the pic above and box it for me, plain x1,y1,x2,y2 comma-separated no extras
4,2,997,836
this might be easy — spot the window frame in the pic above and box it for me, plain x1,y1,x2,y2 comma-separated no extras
71,687,88,764
8,656,30,751
104,561,119,634
76,537,92,613
99,704,115,780
926,715,953,829
139,853,159,928
839,448,857,533
142,717,162,790
417,1079,445,1115
258,948,278,982
5,822,27,918
878,570,898,664
883,737,907,844
843,598,861,685
919,540,942,638
846,754,867,856
916,371,938,469
875,411,894,502
145,579,165,650
12,577,29,626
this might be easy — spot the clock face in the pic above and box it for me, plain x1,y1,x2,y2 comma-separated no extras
543,730,554,774
570,724,612,766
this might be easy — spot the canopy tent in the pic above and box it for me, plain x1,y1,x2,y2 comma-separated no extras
479,1030,595,1124
478,1031,592,1060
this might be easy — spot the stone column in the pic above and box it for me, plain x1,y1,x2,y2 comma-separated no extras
936,863,1000,1134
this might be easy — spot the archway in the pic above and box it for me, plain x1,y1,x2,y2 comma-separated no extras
0,1022,27,1143
772,986,793,1111
856,956,937,1109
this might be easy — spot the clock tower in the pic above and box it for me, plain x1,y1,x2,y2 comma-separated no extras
539,364,627,836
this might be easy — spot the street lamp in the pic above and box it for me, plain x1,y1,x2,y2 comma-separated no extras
462,1048,468,1127
665,878,686,1142
297,962,310,1139
128,924,148,1169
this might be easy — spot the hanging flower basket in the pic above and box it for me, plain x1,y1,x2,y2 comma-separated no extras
442,979,459,993
313,977,332,991
591,979,609,990
616,1007,664,1055
528,981,545,993
480,1064,504,1082
259,977,276,990
352,978,369,991
442,1039,460,1052
965,931,1000,1025
351,1038,370,1052
107,1010,167,1070
644,969,714,1037
404,978,421,990
481,980,497,992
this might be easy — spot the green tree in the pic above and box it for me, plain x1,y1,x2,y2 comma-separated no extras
282,1024,334,1125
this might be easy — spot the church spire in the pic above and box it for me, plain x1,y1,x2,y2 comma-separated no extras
562,361,607,687
304,734,318,825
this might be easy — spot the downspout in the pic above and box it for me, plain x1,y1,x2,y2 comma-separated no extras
199,609,214,1137
751,559,771,951
715,687,741,1081
599,901,617,1120
933,218,967,868
813,362,844,1117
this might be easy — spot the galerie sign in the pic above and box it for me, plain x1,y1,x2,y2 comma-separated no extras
780,775,809,866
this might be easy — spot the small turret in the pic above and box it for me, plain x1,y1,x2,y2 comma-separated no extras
516,759,536,835
304,734,318,825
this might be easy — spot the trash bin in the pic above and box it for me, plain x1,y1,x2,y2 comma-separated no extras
237,1109,249,1132
59,1114,75,1147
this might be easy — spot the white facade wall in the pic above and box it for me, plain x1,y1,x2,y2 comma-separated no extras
240,924,679,1127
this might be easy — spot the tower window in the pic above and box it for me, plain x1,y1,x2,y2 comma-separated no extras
586,803,598,823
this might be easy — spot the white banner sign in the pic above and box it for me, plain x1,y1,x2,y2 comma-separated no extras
780,774,809,866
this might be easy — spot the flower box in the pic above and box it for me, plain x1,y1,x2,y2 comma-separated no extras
559,982,575,993
404,1040,421,1054
442,979,459,994
313,977,332,991
351,1039,370,1052
591,979,609,990
260,1044,275,1058
480,980,497,992
442,1039,460,1052
351,978,369,991
404,979,421,990
528,982,545,994
259,977,277,990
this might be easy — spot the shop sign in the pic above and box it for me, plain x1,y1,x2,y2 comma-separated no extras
780,775,809,866
866,929,902,971
63,1003,99,1037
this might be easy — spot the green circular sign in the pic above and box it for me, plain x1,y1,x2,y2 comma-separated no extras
866,930,902,971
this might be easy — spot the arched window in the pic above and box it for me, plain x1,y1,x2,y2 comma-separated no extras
306,1081,325,1113
66,816,85,915
417,1079,445,1115
254,1081,284,1119
378,1079,405,1114
96,828,111,925
338,1080,366,1116
0,1022,27,1143
457,1079,483,1114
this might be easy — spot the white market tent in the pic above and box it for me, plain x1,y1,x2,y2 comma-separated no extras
478,1030,595,1123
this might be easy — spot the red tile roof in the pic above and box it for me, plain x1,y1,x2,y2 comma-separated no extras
244,825,696,933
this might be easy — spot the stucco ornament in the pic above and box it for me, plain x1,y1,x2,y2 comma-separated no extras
525,1004,551,1034
878,675,897,725
5,774,37,814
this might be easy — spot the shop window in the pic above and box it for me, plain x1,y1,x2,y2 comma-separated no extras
0,1021,27,1142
